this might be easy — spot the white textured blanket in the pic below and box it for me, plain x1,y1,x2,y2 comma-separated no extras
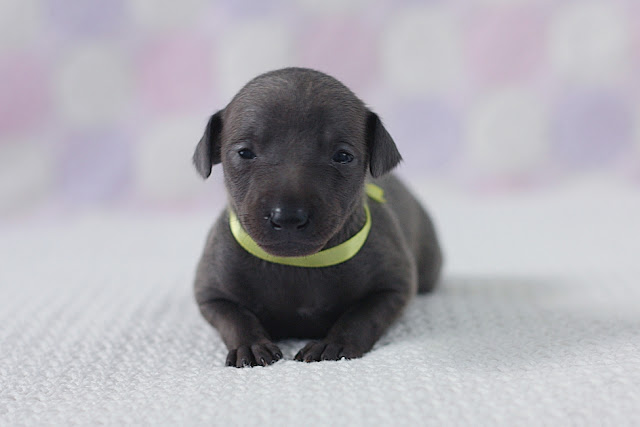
2,182,639,425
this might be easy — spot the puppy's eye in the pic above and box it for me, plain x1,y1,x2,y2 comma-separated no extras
332,150,354,164
238,149,256,160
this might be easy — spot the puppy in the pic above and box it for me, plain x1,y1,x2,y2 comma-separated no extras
193,68,442,367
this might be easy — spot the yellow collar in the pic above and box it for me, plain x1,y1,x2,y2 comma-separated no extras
229,183,385,268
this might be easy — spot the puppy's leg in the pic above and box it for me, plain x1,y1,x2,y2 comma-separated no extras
295,290,408,362
198,299,282,368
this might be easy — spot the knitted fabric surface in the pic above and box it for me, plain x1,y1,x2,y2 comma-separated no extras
1,183,639,425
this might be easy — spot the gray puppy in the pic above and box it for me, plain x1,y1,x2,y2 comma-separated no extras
193,68,442,367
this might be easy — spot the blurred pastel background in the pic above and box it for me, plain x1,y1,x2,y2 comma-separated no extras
1,0,640,219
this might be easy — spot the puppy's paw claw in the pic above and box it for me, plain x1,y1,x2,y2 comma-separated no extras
295,340,363,362
225,342,283,368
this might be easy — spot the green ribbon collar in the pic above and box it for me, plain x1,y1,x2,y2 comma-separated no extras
229,183,385,268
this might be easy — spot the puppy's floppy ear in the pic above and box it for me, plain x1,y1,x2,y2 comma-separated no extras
366,111,402,177
193,110,223,179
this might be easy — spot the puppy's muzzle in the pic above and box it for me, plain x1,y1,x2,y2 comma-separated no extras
268,207,310,231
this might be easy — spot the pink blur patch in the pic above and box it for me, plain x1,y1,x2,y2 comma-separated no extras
298,18,378,94
0,55,50,137
137,36,213,113
464,6,548,84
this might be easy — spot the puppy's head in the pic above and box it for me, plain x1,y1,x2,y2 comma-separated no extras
193,68,401,257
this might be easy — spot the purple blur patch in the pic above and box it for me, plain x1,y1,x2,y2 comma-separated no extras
58,129,132,203
551,91,633,168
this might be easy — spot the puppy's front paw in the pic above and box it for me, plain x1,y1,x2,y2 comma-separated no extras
225,341,283,368
294,340,364,362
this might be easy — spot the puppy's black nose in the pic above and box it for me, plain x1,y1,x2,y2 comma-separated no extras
269,207,309,231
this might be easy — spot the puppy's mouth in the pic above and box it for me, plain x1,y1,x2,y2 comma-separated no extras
233,208,338,258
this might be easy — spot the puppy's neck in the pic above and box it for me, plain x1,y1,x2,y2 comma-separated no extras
322,197,368,251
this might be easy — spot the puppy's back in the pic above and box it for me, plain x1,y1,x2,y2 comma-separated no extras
371,174,442,293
